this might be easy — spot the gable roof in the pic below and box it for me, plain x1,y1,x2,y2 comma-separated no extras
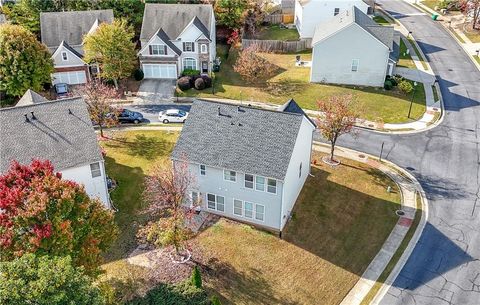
40,9,114,49
172,100,311,181
140,4,213,42
0,97,103,173
53,40,84,59
279,99,317,127
312,6,394,49
16,90,49,107
156,28,182,55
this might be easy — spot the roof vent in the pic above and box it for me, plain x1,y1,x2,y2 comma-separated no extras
217,106,221,116
30,111,36,120
24,114,30,122
231,122,235,125
238,123,243,127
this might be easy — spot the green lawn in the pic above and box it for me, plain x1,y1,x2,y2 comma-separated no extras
475,55,480,65
180,45,426,123
101,130,179,261
421,0,440,11
464,28,480,43
373,15,391,25
195,153,401,305
398,39,416,69
255,25,300,41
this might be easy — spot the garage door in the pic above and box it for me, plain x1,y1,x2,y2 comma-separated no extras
52,71,87,85
143,64,177,79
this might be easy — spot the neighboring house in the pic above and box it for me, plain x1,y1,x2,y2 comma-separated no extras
172,99,316,232
294,0,370,42
310,6,397,87
0,90,111,208
138,4,216,79
40,10,114,85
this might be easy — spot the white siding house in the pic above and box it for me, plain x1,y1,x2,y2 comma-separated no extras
0,91,110,208
172,100,316,232
310,6,397,87
138,4,216,79
295,0,370,41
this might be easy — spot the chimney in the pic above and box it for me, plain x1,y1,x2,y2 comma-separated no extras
24,114,30,122
30,111,36,120
237,106,241,112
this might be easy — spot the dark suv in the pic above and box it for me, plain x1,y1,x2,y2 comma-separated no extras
118,109,144,124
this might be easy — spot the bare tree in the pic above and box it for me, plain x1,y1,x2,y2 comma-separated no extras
233,44,276,83
317,95,359,164
75,80,120,138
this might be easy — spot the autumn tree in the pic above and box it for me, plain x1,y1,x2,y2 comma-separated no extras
317,95,359,164
0,24,53,97
215,0,248,29
0,160,118,273
0,254,106,305
141,161,196,261
233,45,276,83
75,80,120,138
83,20,136,89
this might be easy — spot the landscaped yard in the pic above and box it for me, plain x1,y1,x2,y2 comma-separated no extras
397,39,416,69
255,25,300,41
463,26,480,43
179,45,427,123
195,153,401,305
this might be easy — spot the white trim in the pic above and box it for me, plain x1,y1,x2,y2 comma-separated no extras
199,164,206,176
223,169,237,182
233,198,243,216
183,41,195,53
312,23,390,50
206,193,225,212
150,44,167,55
137,29,177,56
51,43,85,64
183,57,197,70
244,173,254,189
267,178,277,194
61,51,68,61
351,58,360,72
200,44,208,54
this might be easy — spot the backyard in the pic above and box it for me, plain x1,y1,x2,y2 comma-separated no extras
99,130,402,305
179,45,426,124
255,24,300,41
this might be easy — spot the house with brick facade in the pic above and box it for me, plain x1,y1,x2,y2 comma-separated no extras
40,9,114,85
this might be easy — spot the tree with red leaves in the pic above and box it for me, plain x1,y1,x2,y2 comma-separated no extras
317,95,359,164
0,160,118,274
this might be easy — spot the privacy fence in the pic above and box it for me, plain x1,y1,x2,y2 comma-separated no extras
242,39,308,53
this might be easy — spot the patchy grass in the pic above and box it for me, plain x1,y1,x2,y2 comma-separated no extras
101,130,178,261
181,45,426,123
462,24,480,43
195,154,401,305
255,25,300,41
474,55,480,65
421,0,440,11
373,15,391,25
398,39,416,69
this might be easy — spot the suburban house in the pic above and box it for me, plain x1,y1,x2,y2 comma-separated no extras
138,4,216,79
294,0,371,42
0,90,111,208
171,100,316,232
310,6,397,87
40,9,114,85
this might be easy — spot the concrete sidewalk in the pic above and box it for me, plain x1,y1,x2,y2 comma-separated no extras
310,143,426,305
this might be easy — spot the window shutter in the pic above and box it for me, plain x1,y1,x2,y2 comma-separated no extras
164,45,167,55
183,42,186,51
192,43,195,52
148,45,152,55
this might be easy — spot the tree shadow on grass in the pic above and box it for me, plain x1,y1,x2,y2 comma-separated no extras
104,134,172,161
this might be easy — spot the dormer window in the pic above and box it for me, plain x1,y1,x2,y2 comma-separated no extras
183,42,194,52
61,51,68,61
149,44,167,55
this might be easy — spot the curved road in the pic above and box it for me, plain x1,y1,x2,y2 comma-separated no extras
324,0,480,304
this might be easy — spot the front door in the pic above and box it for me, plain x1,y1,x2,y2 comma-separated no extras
201,61,208,73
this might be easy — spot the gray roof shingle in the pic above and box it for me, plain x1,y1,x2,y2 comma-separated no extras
0,97,103,173
171,100,307,181
140,4,213,42
16,90,48,106
40,9,114,50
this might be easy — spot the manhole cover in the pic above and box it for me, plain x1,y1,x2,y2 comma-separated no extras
396,210,405,216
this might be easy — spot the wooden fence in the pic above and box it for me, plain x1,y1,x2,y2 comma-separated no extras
263,13,294,24
242,38,307,53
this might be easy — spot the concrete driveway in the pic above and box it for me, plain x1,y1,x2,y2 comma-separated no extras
136,79,176,104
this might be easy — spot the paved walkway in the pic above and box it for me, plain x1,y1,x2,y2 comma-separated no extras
310,143,426,305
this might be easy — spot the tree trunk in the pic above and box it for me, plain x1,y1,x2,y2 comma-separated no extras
330,136,337,162
99,125,104,138
113,79,119,90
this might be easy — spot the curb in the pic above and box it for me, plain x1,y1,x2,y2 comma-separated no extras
311,142,428,305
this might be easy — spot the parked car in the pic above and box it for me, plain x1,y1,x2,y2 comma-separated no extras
54,83,70,98
158,109,189,123
118,109,144,124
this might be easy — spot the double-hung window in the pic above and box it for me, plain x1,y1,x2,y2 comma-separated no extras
351,59,359,72
224,170,236,182
244,202,254,218
234,199,243,216
61,51,68,61
90,162,101,178
199,164,206,176
183,42,194,52
183,58,197,70
207,193,225,212
267,179,277,194
200,44,208,54
334,8,340,16
244,174,254,189
255,176,265,191
255,204,265,221
150,44,166,55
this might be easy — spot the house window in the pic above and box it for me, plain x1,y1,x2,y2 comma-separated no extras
61,51,68,61
255,176,265,191
207,193,225,212
191,191,200,205
90,162,101,178
255,204,265,221
245,174,254,189
351,59,359,72
334,8,340,16
224,170,236,182
199,164,206,176
244,202,254,218
200,44,207,53
150,44,166,55
299,162,302,178
183,58,197,70
267,178,277,194
234,199,243,216
183,42,194,52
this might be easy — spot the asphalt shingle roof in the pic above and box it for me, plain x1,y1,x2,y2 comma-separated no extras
140,4,213,42
40,9,114,49
16,90,48,106
171,100,307,181
0,97,103,173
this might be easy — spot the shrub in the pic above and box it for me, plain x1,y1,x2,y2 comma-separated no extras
384,80,393,90
201,75,212,88
182,69,200,77
194,78,206,90
190,266,202,288
125,280,209,305
177,77,191,91
133,69,144,81
211,295,222,305
190,75,202,86
398,80,414,94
